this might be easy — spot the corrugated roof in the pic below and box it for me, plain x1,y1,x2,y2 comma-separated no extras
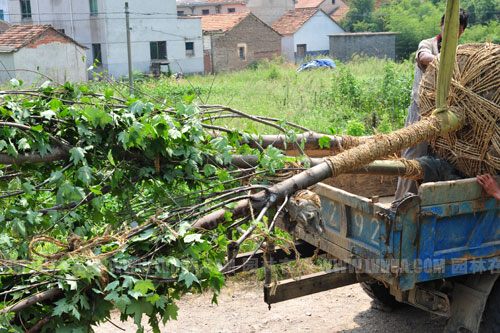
271,8,318,35
198,12,250,32
295,0,324,8
0,24,87,50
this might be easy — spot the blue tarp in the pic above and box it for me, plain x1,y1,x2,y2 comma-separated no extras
296,59,336,72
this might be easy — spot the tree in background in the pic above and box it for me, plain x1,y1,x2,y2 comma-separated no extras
341,0,379,32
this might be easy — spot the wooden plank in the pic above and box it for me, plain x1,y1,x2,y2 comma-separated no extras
321,174,397,198
264,267,361,304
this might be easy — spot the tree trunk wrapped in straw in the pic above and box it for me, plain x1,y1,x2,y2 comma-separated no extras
194,2,500,230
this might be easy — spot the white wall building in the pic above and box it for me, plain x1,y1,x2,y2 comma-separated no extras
272,8,344,62
0,25,87,85
1,0,204,77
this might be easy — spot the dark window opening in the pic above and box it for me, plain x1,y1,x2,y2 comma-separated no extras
228,8,235,13
150,41,167,60
239,47,245,60
202,9,209,15
0,10,4,21
20,0,31,19
332,0,335,4
185,42,194,56
92,43,102,64
57,28,65,34
89,0,98,15
215,6,220,13
297,44,307,58
177,10,184,16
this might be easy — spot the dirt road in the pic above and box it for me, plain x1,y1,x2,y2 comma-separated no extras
95,280,447,332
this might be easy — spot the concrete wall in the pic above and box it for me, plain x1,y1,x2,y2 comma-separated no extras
281,35,294,62
4,0,203,76
210,14,280,72
0,52,14,82
291,11,344,60
247,0,294,25
177,3,247,15
329,32,397,62
0,29,87,85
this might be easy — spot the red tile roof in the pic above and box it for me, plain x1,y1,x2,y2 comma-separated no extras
198,12,250,32
0,24,86,50
271,8,318,35
330,4,349,22
295,0,324,8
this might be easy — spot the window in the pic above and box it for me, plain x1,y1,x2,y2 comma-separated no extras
331,0,335,4
215,6,220,14
228,8,235,13
20,0,31,19
237,43,246,60
57,28,65,34
202,9,209,15
89,0,98,15
150,41,167,60
185,42,194,56
177,10,184,16
0,10,4,21
92,43,102,64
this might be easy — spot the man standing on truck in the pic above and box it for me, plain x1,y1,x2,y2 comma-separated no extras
395,9,470,200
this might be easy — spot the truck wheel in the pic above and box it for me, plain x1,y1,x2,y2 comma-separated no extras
480,280,500,332
361,281,400,309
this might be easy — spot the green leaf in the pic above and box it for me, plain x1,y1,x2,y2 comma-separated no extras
146,293,160,305
183,233,203,243
107,150,116,166
6,140,18,158
69,147,86,165
40,110,56,119
318,136,331,149
177,222,191,237
17,138,30,151
134,279,155,295
179,269,199,288
167,257,181,268
21,182,35,196
77,166,93,184
104,280,120,292
165,303,179,321
30,124,43,132
203,164,217,176
130,101,145,115
12,218,26,237
0,139,7,151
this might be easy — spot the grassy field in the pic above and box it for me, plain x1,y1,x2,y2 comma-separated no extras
142,56,414,135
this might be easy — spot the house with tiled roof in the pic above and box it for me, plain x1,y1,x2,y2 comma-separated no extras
176,0,248,16
295,0,349,23
272,8,344,62
0,24,87,85
199,12,281,73
2,0,204,77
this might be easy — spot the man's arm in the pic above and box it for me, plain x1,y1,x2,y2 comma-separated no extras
417,52,435,68
477,174,500,200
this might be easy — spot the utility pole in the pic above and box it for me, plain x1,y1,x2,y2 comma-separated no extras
125,2,133,94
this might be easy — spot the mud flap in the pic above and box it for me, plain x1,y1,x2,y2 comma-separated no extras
444,273,500,332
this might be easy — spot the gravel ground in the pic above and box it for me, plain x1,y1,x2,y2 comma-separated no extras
95,280,447,332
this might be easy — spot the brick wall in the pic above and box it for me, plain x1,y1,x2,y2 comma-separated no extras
211,15,281,72
27,29,70,48
329,32,397,62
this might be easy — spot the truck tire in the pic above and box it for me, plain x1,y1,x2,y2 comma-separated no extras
361,281,400,308
480,280,500,332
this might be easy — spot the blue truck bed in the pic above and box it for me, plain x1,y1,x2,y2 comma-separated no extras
296,177,500,292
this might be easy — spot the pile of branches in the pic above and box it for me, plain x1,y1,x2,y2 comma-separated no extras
0,81,336,331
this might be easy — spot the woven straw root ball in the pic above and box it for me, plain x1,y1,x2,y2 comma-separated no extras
419,42,500,177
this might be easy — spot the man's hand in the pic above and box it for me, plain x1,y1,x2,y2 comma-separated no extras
477,174,500,200
417,51,435,69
